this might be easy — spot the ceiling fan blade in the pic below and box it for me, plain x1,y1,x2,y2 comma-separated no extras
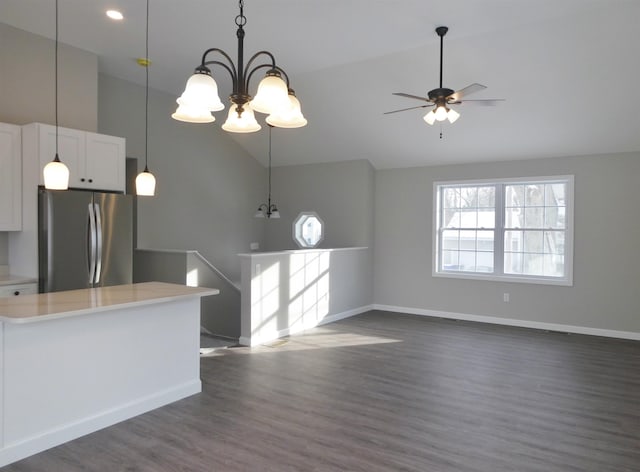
447,83,487,101
384,104,434,115
452,99,505,107
392,92,433,103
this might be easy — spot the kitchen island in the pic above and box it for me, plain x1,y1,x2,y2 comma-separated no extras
0,282,218,467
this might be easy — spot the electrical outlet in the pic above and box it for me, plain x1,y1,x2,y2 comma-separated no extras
503,293,510,303
250,242,259,251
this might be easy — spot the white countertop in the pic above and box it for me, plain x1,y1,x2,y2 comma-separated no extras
0,282,219,323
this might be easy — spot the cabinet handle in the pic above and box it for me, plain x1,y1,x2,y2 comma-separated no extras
81,178,86,182
14,291,20,296
88,179,93,183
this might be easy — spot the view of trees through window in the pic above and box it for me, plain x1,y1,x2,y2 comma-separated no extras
436,177,572,283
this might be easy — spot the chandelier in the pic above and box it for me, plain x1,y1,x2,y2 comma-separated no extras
172,0,307,132
254,125,280,218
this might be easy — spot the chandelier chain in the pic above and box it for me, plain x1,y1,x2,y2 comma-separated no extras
236,0,247,27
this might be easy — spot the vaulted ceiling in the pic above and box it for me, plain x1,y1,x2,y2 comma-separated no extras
2,0,639,168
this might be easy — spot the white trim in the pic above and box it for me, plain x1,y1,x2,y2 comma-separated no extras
238,247,368,258
0,380,201,468
239,304,373,347
373,304,640,341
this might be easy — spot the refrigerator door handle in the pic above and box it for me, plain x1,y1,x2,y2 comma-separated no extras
94,202,103,285
88,203,97,285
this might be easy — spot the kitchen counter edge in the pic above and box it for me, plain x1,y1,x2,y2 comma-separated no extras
0,281,219,323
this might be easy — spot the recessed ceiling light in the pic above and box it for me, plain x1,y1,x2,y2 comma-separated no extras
106,10,124,20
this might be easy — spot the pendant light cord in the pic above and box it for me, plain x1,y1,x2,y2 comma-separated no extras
144,0,150,172
54,0,59,160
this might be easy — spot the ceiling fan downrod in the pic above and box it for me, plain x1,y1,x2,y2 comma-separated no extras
436,26,448,89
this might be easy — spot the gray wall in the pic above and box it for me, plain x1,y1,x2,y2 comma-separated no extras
0,23,98,130
0,23,98,269
98,74,266,283
265,159,375,251
374,152,640,333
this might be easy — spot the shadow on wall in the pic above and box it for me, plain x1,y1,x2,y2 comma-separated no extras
240,247,372,346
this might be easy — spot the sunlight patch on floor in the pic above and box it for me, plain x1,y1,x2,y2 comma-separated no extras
215,327,402,356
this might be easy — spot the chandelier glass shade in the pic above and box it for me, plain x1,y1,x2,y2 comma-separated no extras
266,92,307,128
222,104,261,133
173,0,306,132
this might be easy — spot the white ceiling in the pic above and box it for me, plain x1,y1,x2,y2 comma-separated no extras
1,0,639,168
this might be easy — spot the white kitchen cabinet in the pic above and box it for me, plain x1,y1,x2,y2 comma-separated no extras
26,123,125,192
0,283,38,298
0,123,22,230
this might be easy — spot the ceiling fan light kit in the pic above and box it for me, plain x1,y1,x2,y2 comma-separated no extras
173,0,307,132
386,25,504,130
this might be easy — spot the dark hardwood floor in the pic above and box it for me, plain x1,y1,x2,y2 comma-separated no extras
4,310,640,471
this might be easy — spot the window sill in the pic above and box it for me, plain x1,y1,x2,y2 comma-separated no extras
432,270,573,287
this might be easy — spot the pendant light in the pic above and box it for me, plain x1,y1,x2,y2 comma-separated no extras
135,0,156,196
254,125,280,219
173,0,306,132
43,0,69,190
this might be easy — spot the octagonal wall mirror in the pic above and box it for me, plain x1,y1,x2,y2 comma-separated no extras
293,211,324,248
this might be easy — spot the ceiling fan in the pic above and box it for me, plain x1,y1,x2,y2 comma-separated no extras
385,26,504,125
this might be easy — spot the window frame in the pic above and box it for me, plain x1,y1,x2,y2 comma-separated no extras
292,211,325,249
432,175,574,286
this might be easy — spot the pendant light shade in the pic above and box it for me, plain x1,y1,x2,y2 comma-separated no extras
135,167,156,196
135,0,156,196
266,91,307,128
249,71,291,115
222,104,261,133
44,0,69,191
43,155,70,190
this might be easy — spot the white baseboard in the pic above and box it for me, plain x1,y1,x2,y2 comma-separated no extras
239,304,374,347
372,304,640,341
0,380,202,468
318,304,374,327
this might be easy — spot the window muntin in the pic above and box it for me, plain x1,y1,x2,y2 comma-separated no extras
434,176,573,285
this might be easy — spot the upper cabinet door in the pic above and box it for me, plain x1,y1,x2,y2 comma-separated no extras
85,132,125,192
0,123,22,230
37,123,84,187
34,123,125,192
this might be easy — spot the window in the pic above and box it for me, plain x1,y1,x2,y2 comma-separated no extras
434,176,573,285
293,211,324,248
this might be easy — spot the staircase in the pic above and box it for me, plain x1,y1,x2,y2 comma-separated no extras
133,249,241,341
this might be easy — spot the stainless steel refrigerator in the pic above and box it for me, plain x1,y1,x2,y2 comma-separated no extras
38,188,133,293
